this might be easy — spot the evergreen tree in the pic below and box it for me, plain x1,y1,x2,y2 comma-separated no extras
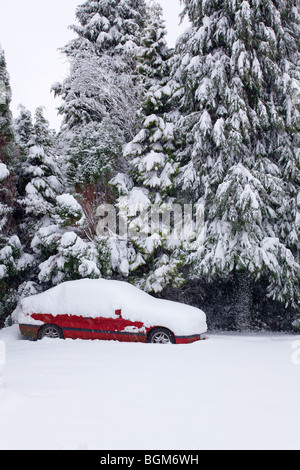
14,105,34,148
171,0,300,328
277,0,300,264
0,46,15,237
137,1,172,90
0,48,34,325
51,0,150,256
13,105,111,289
0,47,15,168
111,82,184,292
0,235,35,323
22,114,112,287
13,105,34,192
71,0,147,56
20,107,63,226
10,106,69,305
52,0,148,140
66,118,123,237
31,194,111,287
110,4,185,293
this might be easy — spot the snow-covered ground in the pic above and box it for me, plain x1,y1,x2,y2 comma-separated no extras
0,325,299,450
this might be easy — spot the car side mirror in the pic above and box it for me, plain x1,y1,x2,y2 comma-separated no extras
115,309,122,317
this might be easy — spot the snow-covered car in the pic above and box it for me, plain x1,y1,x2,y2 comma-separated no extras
18,279,207,344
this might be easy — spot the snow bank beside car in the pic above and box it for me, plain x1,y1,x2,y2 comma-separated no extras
19,279,207,336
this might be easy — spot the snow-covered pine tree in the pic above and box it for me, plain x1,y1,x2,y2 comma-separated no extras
2,105,65,320
20,111,112,287
14,107,108,290
0,47,15,169
71,0,147,58
0,234,35,324
52,0,148,140
20,107,63,228
30,191,112,288
0,46,16,323
51,0,151,254
65,119,123,238
137,1,172,90
0,48,35,325
277,1,300,264
13,105,35,199
110,4,185,293
14,105,34,149
171,0,300,329
0,46,15,231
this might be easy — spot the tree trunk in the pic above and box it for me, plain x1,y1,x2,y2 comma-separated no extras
234,271,252,331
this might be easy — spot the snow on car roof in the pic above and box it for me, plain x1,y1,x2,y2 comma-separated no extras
19,279,207,336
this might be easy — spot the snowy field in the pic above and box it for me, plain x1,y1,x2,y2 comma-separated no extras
0,325,300,451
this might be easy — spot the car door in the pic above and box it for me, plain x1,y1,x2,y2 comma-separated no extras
90,310,146,342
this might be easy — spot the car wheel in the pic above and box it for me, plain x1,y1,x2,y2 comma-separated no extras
38,324,64,340
147,328,175,344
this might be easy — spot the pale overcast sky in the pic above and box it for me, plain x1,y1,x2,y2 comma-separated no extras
0,0,189,131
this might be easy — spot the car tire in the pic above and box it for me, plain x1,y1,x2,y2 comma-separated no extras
38,324,64,340
147,327,175,344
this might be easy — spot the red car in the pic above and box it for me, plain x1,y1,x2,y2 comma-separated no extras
18,279,207,344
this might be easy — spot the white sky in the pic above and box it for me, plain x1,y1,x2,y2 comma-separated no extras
0,0,189,131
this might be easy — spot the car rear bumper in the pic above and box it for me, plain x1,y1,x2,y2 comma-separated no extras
19,324,40,340
175,332,207,344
